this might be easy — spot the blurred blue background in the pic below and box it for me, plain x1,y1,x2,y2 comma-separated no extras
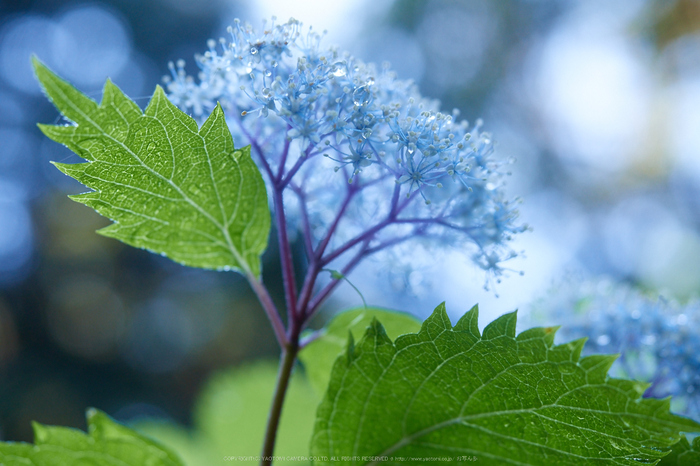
1,0,699,442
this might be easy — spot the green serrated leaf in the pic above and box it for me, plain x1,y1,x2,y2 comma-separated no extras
0,408,184,465
660,436,700,465
299,307,422,397
33,57,270,276
311,302,700,465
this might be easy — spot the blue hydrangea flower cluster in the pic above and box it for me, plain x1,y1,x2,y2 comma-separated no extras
529,279,700,421
165,17,525,281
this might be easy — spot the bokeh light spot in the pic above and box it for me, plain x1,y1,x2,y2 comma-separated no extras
0,15,64,94
52,4,132,87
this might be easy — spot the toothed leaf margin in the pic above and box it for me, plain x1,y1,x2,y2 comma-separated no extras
311,303,700,465
33,57,270,276
0,408,184,465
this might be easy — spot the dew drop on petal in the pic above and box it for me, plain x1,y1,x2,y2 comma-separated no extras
352,86,370,106
331,63,347,77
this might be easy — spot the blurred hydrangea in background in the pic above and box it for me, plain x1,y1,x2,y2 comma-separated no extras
1,0,700,444
526,278,700,421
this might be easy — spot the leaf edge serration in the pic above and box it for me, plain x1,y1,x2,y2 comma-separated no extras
32,56,271,277
0,408,184,465
312,302,700,465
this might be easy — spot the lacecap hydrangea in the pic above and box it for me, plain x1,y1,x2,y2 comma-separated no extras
165,17,525,284
528,279,700,421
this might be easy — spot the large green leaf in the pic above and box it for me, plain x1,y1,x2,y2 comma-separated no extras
660,436,700,465
311,303,700,465
33,58,270,276
0,409,183,465
300,307,421,396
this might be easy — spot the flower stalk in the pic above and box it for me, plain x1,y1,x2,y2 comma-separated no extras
261,327,300,465
166,16,527,464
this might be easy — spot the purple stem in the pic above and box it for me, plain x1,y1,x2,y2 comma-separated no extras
319,182,414,268
364,232,422,256
280,143,316,188
238,120,301,323
305,241,371,321
246,273,287,347
299,328,324,349
304,231,415,321
296,262,320,320
305,202,433,320
273,186,298,320
275,129,293,181
296,177,358,319
295,185,355,316
305,221,432,320
289,183,315,263
320,218,390,267
316,183,357,259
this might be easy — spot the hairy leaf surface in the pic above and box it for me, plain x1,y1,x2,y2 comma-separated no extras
300,307,421,396
0,409,183,465
34,58,270,276
311,303,700,465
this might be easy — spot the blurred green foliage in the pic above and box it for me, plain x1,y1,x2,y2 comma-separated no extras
137,362,318,465
660,435,700,465
135,310,426,464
